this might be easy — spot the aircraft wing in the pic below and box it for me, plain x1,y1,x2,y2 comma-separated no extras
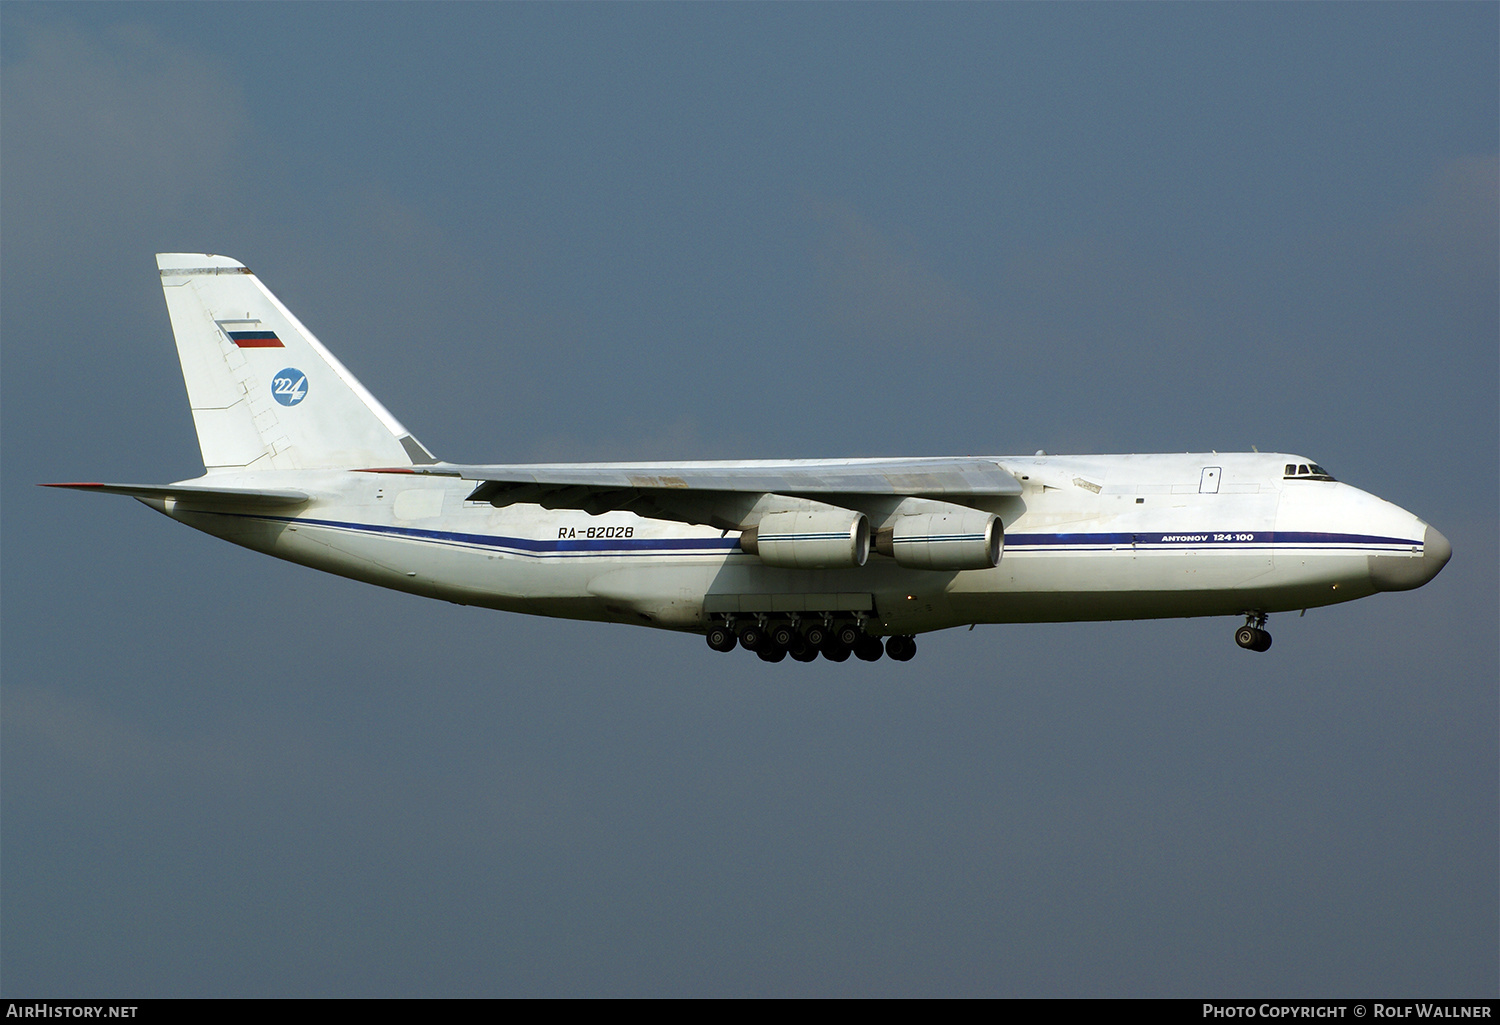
377,457,1019,495
42,482,311,509
367,457,1022,524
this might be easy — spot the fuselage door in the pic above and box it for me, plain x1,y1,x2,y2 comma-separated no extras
1199,466,1221,494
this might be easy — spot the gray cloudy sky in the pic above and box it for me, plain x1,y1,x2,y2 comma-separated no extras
2,3,1495,997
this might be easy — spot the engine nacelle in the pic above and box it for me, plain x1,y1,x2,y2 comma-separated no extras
741,509,870,569
875,510,1002,570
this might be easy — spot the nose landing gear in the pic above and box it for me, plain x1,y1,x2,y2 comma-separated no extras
1235,613,1272,652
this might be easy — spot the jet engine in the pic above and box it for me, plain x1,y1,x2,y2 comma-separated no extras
740,509,870,568
875,510,1002,570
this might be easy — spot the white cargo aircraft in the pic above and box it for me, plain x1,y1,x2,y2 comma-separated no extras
49,254,1451,662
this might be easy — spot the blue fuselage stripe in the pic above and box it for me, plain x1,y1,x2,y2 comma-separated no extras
280,515,740,555
1004,531,1415,547
246,514,1420,559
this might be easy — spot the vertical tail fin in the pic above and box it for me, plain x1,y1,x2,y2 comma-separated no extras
156,253,436,471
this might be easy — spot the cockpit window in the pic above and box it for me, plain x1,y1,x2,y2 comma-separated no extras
1283,462,1337,482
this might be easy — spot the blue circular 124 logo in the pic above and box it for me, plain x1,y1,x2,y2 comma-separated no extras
271,368,308,406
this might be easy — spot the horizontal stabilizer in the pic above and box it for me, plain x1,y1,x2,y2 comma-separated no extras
42,481,310,509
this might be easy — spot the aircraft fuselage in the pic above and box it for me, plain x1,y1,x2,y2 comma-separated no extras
151,450,1447,637
57,255,1449,661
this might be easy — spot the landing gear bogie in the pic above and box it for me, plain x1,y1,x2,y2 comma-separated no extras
1234,614,1272,652
705,615,918,663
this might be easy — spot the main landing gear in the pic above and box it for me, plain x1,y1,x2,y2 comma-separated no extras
705,624,737,653
704,615,918,663
1235,612,1272,652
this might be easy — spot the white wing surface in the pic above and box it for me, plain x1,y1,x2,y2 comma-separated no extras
367,457,1022,526
377,457,1018,496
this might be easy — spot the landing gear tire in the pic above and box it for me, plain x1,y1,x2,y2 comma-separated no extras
789,637,819,662
803,624,828,648
758,645,787,662
1235,625,1272,652
706,625,737,652
769,622,796,649
885,635,917,661
836,624,863,648
820,640,852,662
739,624,766,653
854,635,885,661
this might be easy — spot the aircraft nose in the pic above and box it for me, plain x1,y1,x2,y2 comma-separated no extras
1368,524,1452,592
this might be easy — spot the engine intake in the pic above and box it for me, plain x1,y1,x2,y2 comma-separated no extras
875,510,1002,570
740,509,870,568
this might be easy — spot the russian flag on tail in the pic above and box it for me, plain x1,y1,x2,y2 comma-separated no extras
227,330,284,348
